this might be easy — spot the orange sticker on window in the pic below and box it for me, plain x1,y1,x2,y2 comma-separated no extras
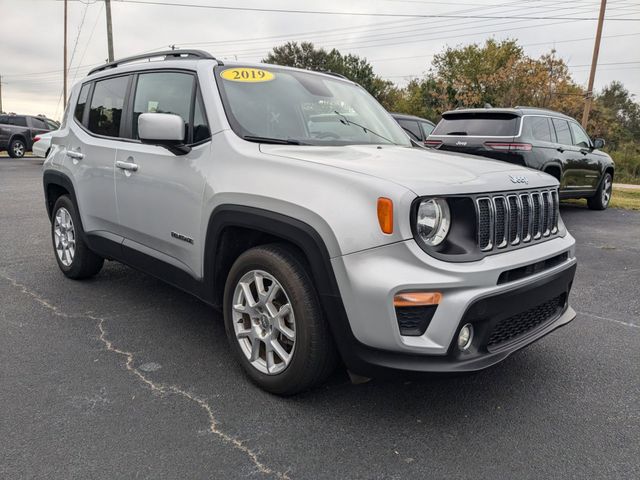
220,68,274,83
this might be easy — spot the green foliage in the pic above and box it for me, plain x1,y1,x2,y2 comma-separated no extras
264,40,640,181
263,42,397,104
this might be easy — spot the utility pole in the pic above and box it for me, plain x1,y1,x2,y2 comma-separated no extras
105,0,114,62
0,75,3,113
581,0,607,129
63,0,68,105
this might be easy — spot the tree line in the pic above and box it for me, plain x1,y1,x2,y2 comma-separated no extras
264,40,640,182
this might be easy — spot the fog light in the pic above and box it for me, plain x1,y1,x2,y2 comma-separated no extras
457,324,473,351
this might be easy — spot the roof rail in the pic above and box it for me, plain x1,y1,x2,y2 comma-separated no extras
514,106,551,111
320,70,349,80
88,49,223,75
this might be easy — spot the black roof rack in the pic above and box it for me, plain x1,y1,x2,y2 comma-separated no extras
88,49,223,76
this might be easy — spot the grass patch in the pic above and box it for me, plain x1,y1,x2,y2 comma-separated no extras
562,187,640,211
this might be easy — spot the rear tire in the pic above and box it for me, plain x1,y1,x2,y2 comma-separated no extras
223,244,337,395
8,139,26,158
587,172,612,210
51,195,104,279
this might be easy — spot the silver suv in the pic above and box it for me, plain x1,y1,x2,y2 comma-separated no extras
43,50,577,394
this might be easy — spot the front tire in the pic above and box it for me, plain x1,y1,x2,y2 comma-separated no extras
223,244,337,395
587,172,613,210
8,139,26,158
51,195,104,279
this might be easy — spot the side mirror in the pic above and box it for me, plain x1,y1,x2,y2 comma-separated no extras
593,138,605,150
138,113,191,155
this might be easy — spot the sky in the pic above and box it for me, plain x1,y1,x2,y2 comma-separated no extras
1,0,639,121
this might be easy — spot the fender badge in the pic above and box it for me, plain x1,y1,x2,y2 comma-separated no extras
171,231,194,244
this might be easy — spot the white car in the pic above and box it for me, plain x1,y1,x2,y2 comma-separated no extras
42,50,577,394
32,131,54,157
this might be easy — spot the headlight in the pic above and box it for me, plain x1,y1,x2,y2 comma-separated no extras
416,198,450,246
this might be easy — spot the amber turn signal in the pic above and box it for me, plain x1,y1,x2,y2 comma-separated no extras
393,292,442,307
377,197,394,234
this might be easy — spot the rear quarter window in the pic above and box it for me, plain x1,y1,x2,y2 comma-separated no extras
31,117,47,129
74,84,91,125
433,114,519,136
523,116,554,142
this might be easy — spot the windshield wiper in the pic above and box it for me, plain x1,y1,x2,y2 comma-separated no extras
243,135,306,145
333,111,396,145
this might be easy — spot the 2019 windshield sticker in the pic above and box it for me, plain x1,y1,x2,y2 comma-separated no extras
220,68,274,83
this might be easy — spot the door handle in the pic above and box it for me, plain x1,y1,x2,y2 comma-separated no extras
556,147,564,153
66,150,84,160
116,160,139,172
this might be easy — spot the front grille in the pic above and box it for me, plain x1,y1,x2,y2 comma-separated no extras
487,293,566,350
476,188,560,252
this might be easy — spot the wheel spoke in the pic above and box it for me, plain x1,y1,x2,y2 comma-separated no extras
254,272,267,302
236,326,252,339
239,281,257,307
270,339,291,365
249,338,261,362
276,321,295,341
266,349,276,372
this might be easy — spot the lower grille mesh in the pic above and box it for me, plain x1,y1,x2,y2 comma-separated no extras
487,293,566,350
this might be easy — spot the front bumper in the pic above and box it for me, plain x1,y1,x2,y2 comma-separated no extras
328,234,577,375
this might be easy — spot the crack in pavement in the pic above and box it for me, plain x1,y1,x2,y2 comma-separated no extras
0,272,291,480
577,310,639,330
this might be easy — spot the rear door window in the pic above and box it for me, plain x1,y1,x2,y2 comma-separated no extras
432,114,519,136
551,118,572,146
569,122,591,148
87,75,129,137
525,116,553,142
397,119,422,141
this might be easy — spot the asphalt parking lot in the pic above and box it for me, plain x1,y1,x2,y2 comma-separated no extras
1,157,639,479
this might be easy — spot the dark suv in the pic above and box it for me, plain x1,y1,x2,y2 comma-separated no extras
426,107,615,210
0,114,58,158
391,113,436,146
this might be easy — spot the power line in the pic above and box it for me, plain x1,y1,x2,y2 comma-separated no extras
8,1,637,79
52,0,640,21
210,6,640,58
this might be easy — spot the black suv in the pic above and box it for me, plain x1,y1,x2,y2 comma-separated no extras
426,107,615,210
0,114,58,158
391,113,436,146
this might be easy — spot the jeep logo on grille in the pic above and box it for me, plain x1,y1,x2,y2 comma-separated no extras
455,141,467,146
509,175,529,185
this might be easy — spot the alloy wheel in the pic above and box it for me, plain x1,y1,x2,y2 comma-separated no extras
231,270,296,375
13,142,25,157
54,207,76,267
602,175,612,206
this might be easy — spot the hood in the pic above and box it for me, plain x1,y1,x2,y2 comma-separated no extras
260,144,557,196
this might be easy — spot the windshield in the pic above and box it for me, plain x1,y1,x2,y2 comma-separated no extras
215,66,411,147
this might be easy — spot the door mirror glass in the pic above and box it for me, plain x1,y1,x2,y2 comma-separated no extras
138,113,190,155
593,137,605,149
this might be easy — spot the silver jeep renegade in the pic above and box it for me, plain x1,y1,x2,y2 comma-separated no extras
43,50,577,394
